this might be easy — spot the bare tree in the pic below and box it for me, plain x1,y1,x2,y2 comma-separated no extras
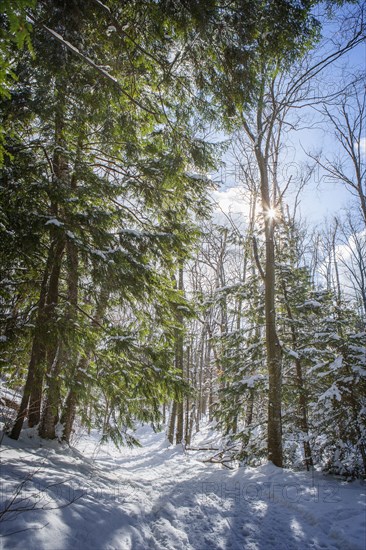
230,12,365,465
337,210,366,319
310,80,366,225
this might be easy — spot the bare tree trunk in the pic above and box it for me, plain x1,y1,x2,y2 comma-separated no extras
246,389,254,427
175,265,184,445
60,363,84,443
9,251,52,439
256,142,283,467
331,220,342,305
265,218,283,467
187,403,195,446
37,234,66,439
184,345,191,444
167,401,177,444
30,93,69,433
60,287,109,443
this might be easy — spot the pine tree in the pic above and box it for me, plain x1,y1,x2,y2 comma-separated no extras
4,0,216,441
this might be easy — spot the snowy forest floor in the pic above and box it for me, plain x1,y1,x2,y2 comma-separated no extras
0,424,365,550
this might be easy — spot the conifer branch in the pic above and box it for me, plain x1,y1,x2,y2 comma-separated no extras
26,14,160,117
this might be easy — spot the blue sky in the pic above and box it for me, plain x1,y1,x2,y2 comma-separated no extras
211,8,365,228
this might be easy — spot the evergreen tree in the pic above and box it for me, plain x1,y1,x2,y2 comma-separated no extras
3,0,216,441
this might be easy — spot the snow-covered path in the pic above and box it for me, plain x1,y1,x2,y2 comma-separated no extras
1,426,365,549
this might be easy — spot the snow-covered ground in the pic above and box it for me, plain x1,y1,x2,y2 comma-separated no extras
0,425,365,550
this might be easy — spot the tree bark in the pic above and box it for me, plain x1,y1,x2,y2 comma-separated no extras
264,216,283,467
175,265,185,445
9,250,52,439
256,141,283,467
60,287,109,443
167,401,177,444
37,234,66,438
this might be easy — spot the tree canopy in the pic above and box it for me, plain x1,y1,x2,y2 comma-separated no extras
1,0,365,477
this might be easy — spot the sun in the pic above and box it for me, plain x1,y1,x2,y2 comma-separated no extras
266,207,277,220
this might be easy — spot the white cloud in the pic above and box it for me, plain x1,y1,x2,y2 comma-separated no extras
211,186,251,217
357,137,366,154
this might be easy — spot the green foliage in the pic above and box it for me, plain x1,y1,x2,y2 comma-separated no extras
0,1,34,93
1,0,218,444
305,300,366,477
3,0,361,459
0,0,35,165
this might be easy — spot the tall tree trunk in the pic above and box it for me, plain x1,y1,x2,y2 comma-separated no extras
245,389,254,427
30,89,69,432
184,345,191,444
61,287,109,443
176,403,184,445
175,265,184,445
9,232,65,439
167,401,177,444
264,215,283,467
38,234,66,438
38,88,80,439
9,249,53,439
60,382,77,443
256,144,283,467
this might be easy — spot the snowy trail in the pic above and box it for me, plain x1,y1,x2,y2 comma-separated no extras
1,426,365,550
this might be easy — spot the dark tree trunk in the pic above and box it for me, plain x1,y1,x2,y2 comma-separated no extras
167,265,185,446
175,266,185,444
176,402,184,445
246,389,254,427
9,240,56,439
167,401,177,444
184,346,191,445
60,287,108,443
60,377,79,443
255,142,283,468
264,215,283,467
41,239,78,440
38,234,66,439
